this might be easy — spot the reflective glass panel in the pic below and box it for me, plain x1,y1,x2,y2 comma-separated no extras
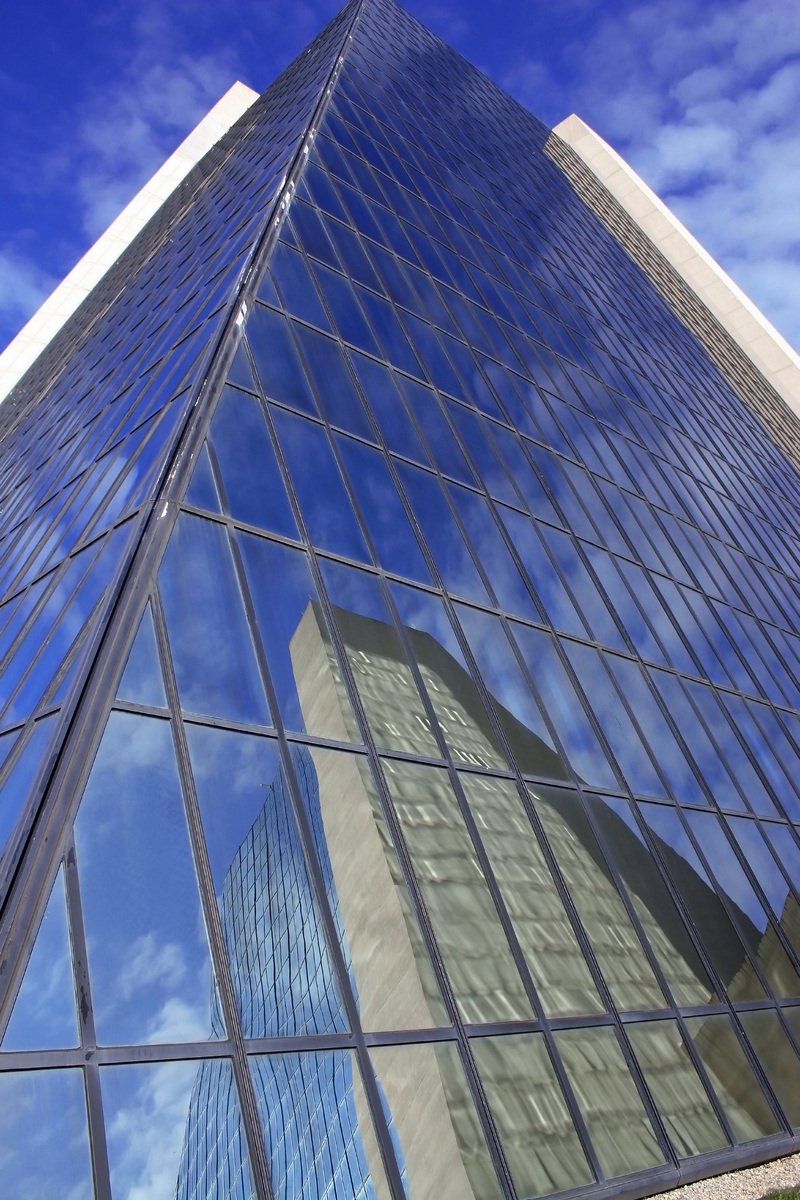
454,605,566,780
390,581,507,770
563,642,663,797
75,712,217,1045
626,1020,727,1156
471,1032,593,1195
762,824,800,903
294,322,372,438
501,507,588,639
685,680,772,815
116,602,166,708
304,746,447,1029
739,1010,800,1127
268,239,330,330
321,560,439,757
1,866,77,1050
272,408,370,561
511,624,618,789
247,304,317,415
336,436,431,581
555,1026,664,1176
209,385,297,538
640,802,767,1002
449,485,537,618
0,1068,92,1197
102,1058,256,1198
250,1050,389,1198
382,759,532,1024
159,513,269,724
684,1015,781,1142
238,534,358,741
460,773,602,1018
350,352,425,460
0,713,57,856
185,724,348,1038
371,1041,502,1199
529,785,667,1011
684,810,800,1000
590,795,717,1006
727,816,800,958
396,462,488,603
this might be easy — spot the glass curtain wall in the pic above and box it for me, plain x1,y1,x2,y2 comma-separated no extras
1,0,800,1197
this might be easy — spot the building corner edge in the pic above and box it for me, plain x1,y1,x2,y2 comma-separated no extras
545,114,800,442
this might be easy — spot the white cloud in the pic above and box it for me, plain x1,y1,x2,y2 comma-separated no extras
502,0,800,349
105,1060,199,1200
0,245,56,333
73,53,238,240
116,934,189,1002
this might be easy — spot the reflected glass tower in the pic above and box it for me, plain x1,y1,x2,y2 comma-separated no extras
1,0,800,1197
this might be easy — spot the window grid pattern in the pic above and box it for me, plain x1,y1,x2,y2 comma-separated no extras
0,0,360,897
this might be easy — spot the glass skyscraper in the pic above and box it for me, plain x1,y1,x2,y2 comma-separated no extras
1,0,799,1196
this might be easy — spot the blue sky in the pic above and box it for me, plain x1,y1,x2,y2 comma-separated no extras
1,0,798,354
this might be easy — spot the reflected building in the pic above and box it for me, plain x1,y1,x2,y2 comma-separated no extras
176,740,381,1199
2,0,800,1195
178,598,790,1195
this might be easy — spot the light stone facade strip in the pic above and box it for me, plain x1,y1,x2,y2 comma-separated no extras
545,115,800,466
0,82,259,403
551,114,800,407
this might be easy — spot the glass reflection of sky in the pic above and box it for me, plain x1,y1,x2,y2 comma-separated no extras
1,867,77,1051
0,1069,92,1197
75,711,217,1045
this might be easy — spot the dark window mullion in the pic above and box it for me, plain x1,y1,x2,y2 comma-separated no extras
150,586,275,1200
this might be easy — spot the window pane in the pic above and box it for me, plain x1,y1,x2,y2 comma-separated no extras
460,773,602,1018
273,409,370,561
102,1059,255,1198
739,1009,800,1127
336,436,431,582
512,625,618,789
159,513,269,724
590,795,717,1006
371,1041,502,1199
529,785,667,1011
471,1032,593,1195
382,759,532,1024
310,746,448,1029
555,1026,664,1176
116,602,166,708
209,385,297,538
186,725,348,1038
455,605,566,780
684,1015,781,1142
685,810,800,1000
250,1050,389,1198
391,582,507,770
322,560,439,757
0,1069,92,1197
397,462,488,602
75,712,218,1045
238,535,358,741
1,867,77,1051
641,802,768,1001
626,1020,727,1157
247,304,317,415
